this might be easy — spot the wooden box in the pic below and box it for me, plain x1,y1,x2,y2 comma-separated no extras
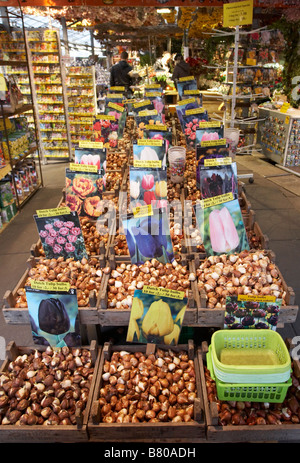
97,258,200,326
2,256,102,326
195,250,298,328
87,341,206,442
199,340,300,443
0,340,101,443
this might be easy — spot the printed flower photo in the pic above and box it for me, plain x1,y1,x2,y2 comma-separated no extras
26,287,81,347
104,105,127,138
74,147,107,171
65,168,105,218
135,114,163,138
182,112,209,148
197,163,238,198
147,96,166,124
195,125,224,144
129,167,168,210
34,211,88,260
127,289,187,345
143,128,172,153
132,142,166,167
177,78,198,100
224,295,282,330
121,208,174,265
196,145,230,168
93,117,119,148
195,198,249,256
175,98,201,129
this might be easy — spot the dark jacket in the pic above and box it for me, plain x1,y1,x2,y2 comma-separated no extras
110,60,133,90
172,60,191,82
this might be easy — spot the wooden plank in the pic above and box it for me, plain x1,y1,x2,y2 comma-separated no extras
0,342,102,443
198,344,300,443
2,305,100,325
87,342,206,442
97,259,198,326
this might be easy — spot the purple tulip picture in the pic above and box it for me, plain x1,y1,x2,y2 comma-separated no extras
224,296,282,330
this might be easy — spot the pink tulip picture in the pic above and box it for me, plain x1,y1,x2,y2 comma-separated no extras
141,174,155,190
209,206,240,253
201,131,220,142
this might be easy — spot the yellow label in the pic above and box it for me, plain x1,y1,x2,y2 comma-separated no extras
145,124,167,131
204,157,232,166
96,114,116,121
110,86,125,91
238,295,277,303
107,93,124,99
107,102,125,112
36,207,71,217
142,285,185,300
178,76,195,82
69,163,98,173
124,99,136,104
78,141,104,149
31,281,71,292
199,121,221,128
203,192,234,209
201,138,227,147
133,204,153,218
138,109,158,117
137,139,163,146
0,74,7,92
280,102,290,114
145,92,162,98
285,116,290,125
184,89,200,95
185,107,205,115
246,58,257,66
134,99,151,108
223,0,253,27
133,160,162,168
177,97,195,106
144,84,161,89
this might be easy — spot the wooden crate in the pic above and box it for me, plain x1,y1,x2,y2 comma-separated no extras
195,250,298,328
87,341,206,442
2,257,101,326
199,340,300,443
97,258,199,326
0,340,101,443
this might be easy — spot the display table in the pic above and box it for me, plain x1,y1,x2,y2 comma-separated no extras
257,106,300,167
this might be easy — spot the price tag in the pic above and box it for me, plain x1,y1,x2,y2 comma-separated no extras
145,92,162,98
199,121,221,128
31,281,71,292
203,192,234,209
36,207,71,218
145,124,167,131
138,109,158,117
238,295,276,303
134,99,151,108
280,102,290,113
133,160,162,168
246,58,257,66
201,138,227,147
96,114,116,120
107,93,124,99
183,90,200,95
223,0,253,27
107,102,125,112
142,285,185,300
133,204,153,218
69,163,98,173
178,76,195,82
185,107,205,116
204,157,232,166
78,141,104,149
110,86,125,91
144,84,161,89
137,139,163,146
177,97,196,106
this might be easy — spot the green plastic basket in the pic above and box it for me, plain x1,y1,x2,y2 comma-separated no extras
207,347,292,403
210,329,291,384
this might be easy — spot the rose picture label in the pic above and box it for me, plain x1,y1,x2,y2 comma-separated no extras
36,207,71,218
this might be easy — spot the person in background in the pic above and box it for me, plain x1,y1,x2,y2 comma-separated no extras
171,54,191,84
110,51,133,96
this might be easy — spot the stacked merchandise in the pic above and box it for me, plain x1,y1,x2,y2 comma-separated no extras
66,65,97,154
1,66,300,443
26,29,71,161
